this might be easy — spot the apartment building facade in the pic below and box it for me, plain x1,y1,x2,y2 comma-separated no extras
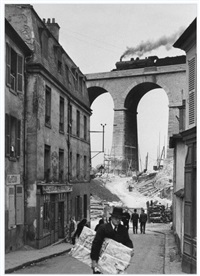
5,19,32,252
5,4,91,250
170,18,196,273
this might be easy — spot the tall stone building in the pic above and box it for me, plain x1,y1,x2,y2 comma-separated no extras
5,18,32,252
170,18,196,273
5,4,91,250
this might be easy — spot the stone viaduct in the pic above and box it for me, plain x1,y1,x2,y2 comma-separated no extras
86,57,186,173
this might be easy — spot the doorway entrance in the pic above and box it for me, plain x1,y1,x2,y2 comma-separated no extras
58,202,64,238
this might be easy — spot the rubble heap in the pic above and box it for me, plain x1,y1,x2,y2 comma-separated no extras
135,159,173,201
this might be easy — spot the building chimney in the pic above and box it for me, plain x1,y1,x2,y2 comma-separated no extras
45,18,60,41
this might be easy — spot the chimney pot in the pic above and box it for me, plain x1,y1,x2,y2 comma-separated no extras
43,18,46,23
45,18,60,41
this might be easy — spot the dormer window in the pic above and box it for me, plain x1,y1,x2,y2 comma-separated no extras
72,68,78,90
58,60,62,74
57,47,62,74
41,31,48,59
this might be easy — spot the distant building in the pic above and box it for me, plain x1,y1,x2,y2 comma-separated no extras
170,18,196,273
5,4,91,250
5,18,32,252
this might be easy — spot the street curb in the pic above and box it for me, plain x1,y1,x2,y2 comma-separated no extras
5,248,72,274
148,229,168,274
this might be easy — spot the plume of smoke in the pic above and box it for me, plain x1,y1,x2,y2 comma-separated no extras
120,27,185,61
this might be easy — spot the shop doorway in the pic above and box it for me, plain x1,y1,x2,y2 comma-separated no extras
58,202,64,238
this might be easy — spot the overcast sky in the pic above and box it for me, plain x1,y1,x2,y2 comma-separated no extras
2,1,197,170
33,2,197,170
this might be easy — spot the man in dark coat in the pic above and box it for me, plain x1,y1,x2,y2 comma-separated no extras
131,209,139,234
139,209,148,234
122,208,131,230
90,206,133,273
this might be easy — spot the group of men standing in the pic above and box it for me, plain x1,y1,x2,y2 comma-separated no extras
131,208,147,234
122,208,147,234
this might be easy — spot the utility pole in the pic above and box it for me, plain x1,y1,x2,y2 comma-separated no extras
90,123,106,160
145,152,148,171
101,124,106,152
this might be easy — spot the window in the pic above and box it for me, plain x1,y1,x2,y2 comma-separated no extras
8,185,24,228
59,97,64,132
82,79,86,94
84,155,87,179
45,86,51,126
188,57,196,126
59,149,64,183
58,60,62,74
5,114,21,159
76,154,80,179
68,104,72,134
78,76,83,92
44,145,51,182
75,71,79,90
65,64,70,84
6,43,23,93
76,110,80,137
72,68,78,90
57,50,62,74
84,115,87,140
41,32,48,59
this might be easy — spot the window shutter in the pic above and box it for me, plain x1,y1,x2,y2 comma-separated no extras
6,43,11,86
17,55,23,92
8,186,15,227
188,57,195,125
16,119,21,158
16,185,24,225
5,114,11,157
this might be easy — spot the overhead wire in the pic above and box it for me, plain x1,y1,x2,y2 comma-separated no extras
60,26,125,53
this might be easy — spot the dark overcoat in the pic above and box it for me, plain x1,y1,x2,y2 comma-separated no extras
139,213,147,223
131,213,139,222
90,222,133,261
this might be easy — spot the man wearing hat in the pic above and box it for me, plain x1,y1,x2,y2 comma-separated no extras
90,206,133,273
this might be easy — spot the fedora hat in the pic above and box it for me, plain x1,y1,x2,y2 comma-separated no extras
110,207,123,218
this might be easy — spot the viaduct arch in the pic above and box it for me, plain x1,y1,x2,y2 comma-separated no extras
86,58,186,173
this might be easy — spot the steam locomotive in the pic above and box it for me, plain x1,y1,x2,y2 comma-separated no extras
114,55,186,71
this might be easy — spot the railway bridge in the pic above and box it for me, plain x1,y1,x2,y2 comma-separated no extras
86,56,186,173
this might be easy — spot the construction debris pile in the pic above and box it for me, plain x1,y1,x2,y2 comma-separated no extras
134,159,173,201
90,159,173,223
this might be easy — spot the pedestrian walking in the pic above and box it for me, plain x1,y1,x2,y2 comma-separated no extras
72,218,88,245
94,218,104,232
90,206,133,274
131,209,139,234
69,216,77,243
122,208,131,230
139,209,147,234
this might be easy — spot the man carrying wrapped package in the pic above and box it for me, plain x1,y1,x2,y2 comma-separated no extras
90,206,134,274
